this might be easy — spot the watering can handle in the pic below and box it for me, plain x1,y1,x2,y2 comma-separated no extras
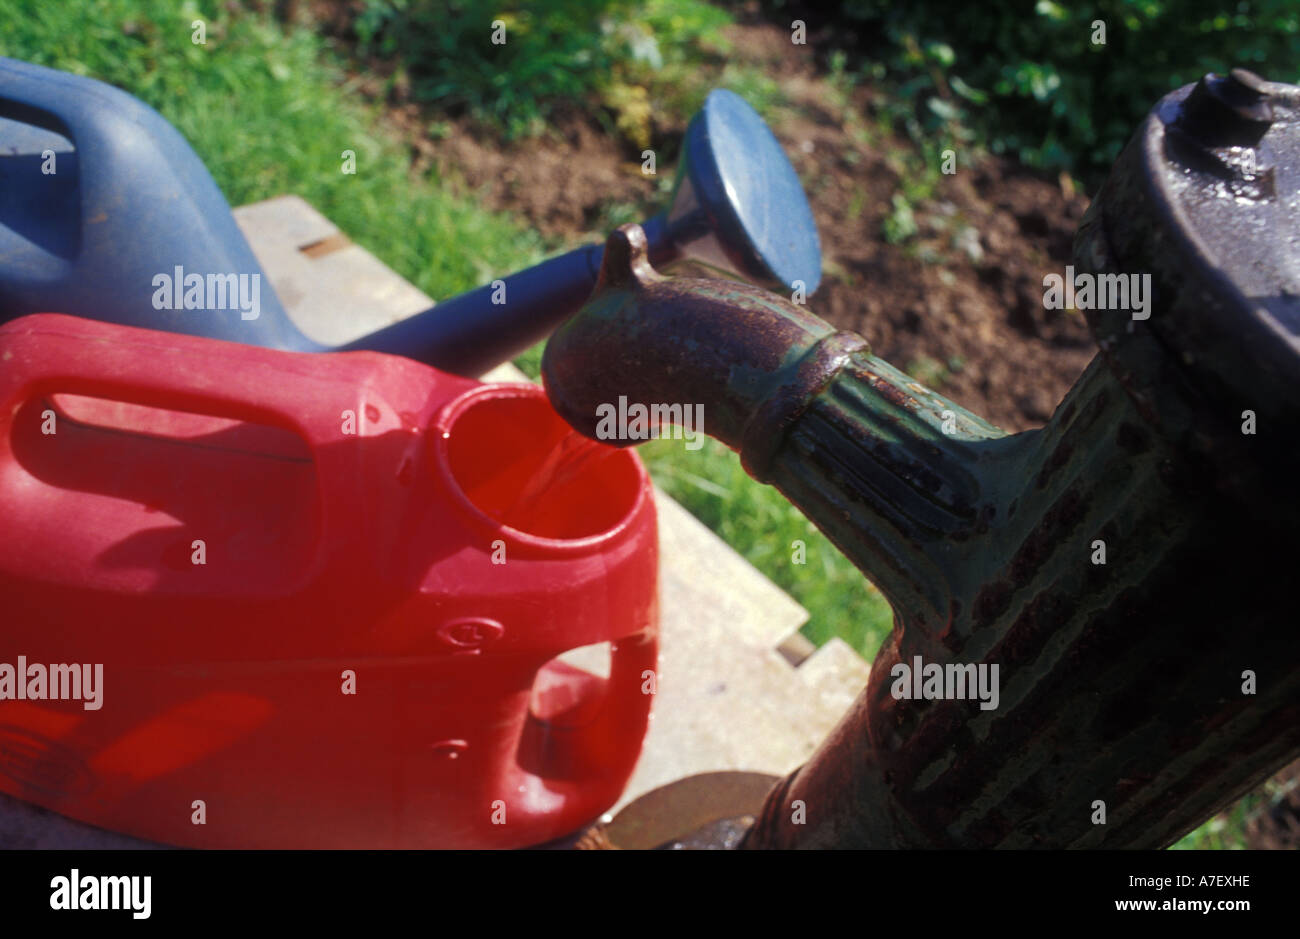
0,314,359,531
0,314,329,432
512,629,658,805
0,57,181,277
0,57,301,346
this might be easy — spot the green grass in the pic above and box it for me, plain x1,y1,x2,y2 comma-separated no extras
1171,800,1254,851
0,0,547,301
643,435,896,657
1171,770,1297,849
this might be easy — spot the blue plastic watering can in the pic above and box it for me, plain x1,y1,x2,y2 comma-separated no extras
0,56,820,374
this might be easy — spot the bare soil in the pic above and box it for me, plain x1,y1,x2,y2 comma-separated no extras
355,18,1095,432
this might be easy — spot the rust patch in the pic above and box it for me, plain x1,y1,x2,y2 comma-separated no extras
864,372,918,412
299,232,352,258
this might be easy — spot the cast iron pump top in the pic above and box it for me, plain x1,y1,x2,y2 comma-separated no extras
541,71,1300,849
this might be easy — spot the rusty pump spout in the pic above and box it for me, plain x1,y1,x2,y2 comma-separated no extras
542,70,1300,849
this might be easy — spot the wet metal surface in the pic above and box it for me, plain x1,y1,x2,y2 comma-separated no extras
543,72,1300,849
576,771,777,850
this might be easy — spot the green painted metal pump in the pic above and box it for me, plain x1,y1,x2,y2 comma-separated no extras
542,70,1300,848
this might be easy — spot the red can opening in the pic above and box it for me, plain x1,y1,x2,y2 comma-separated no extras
436,386,643,542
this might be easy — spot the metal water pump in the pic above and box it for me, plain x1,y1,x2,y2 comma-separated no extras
542,70,1300,848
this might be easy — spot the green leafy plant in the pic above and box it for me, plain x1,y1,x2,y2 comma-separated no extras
353,0,737,145
760,0,1300,185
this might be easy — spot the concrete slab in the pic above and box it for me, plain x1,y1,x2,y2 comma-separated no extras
230,195,434,347
615,491,868,814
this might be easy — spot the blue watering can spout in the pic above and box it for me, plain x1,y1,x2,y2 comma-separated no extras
0,57,822,376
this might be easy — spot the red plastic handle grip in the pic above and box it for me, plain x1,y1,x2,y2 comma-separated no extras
0,314,363,541
0,315,326,430
512,629,657,815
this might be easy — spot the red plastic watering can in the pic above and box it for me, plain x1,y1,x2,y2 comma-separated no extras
0,313,658,849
